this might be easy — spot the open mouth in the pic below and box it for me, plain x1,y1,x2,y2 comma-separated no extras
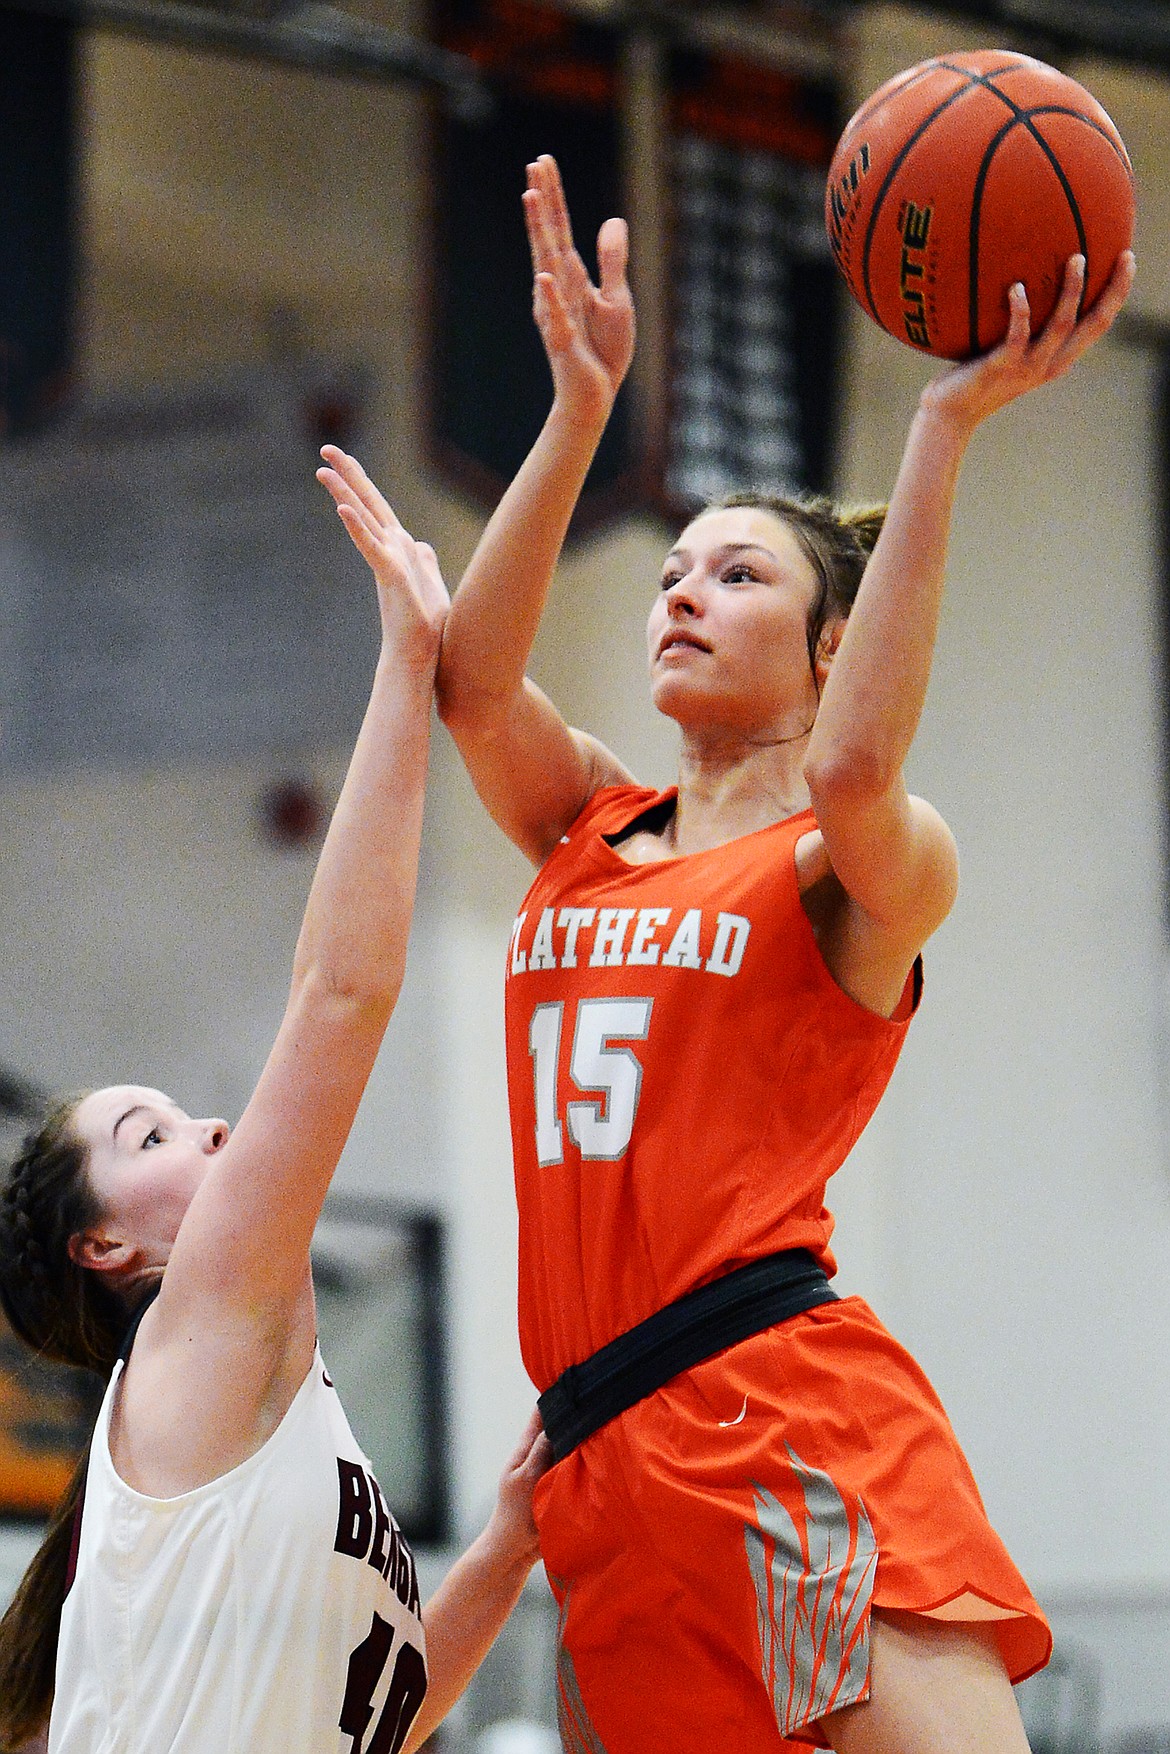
658,631,710,658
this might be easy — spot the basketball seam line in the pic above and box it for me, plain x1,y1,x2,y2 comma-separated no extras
851,57,1020,133
858,61,1131,181
967,116,1079,354
1000,104,1133,171
947,69,1131,173
860,74,988,324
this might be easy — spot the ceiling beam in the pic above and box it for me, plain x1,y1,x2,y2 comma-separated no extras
0,0,492,116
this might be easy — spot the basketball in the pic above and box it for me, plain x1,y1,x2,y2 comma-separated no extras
825,51,1135,359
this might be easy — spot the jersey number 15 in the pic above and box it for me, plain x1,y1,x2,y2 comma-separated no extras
529,997,653,1166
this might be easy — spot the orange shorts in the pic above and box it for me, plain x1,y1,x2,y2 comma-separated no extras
534,1296,1049,1752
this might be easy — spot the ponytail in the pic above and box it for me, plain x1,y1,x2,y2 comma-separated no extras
0,1446,88,1750
0,1099,126,1749
839,503,886,564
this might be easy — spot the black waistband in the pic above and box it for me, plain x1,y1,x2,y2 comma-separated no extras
537,1248,838,1463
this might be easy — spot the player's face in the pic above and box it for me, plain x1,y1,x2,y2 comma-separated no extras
74,1084,229,1270
647,507,822,735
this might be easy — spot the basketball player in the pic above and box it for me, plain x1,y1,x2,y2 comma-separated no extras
328,156,1138,1753
0,486,550,1753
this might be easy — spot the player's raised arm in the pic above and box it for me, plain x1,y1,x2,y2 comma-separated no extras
151,487,448,1346
435,154,637,865
0,472,454,1752
804,249,1135,951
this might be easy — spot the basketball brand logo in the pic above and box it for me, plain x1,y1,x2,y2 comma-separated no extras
898,201,933,348
826,142,870,268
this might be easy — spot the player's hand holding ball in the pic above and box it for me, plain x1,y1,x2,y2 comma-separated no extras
921,248,1134,438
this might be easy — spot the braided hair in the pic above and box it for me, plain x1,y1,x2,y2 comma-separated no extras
0,1096,127,1375
710,492,887,686
0,1096,130,1750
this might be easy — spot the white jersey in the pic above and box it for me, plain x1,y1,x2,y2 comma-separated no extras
49,1346,427,1754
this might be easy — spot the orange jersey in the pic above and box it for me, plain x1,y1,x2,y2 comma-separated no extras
505,786,918,1391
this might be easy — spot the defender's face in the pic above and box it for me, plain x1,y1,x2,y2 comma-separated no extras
73,1085,229,1269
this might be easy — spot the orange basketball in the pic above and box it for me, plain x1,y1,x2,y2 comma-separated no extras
825,51,1135,360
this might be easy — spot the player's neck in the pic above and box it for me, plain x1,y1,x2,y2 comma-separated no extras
670,738,811,854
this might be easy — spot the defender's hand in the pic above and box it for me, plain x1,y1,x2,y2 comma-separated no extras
317,447,449,661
